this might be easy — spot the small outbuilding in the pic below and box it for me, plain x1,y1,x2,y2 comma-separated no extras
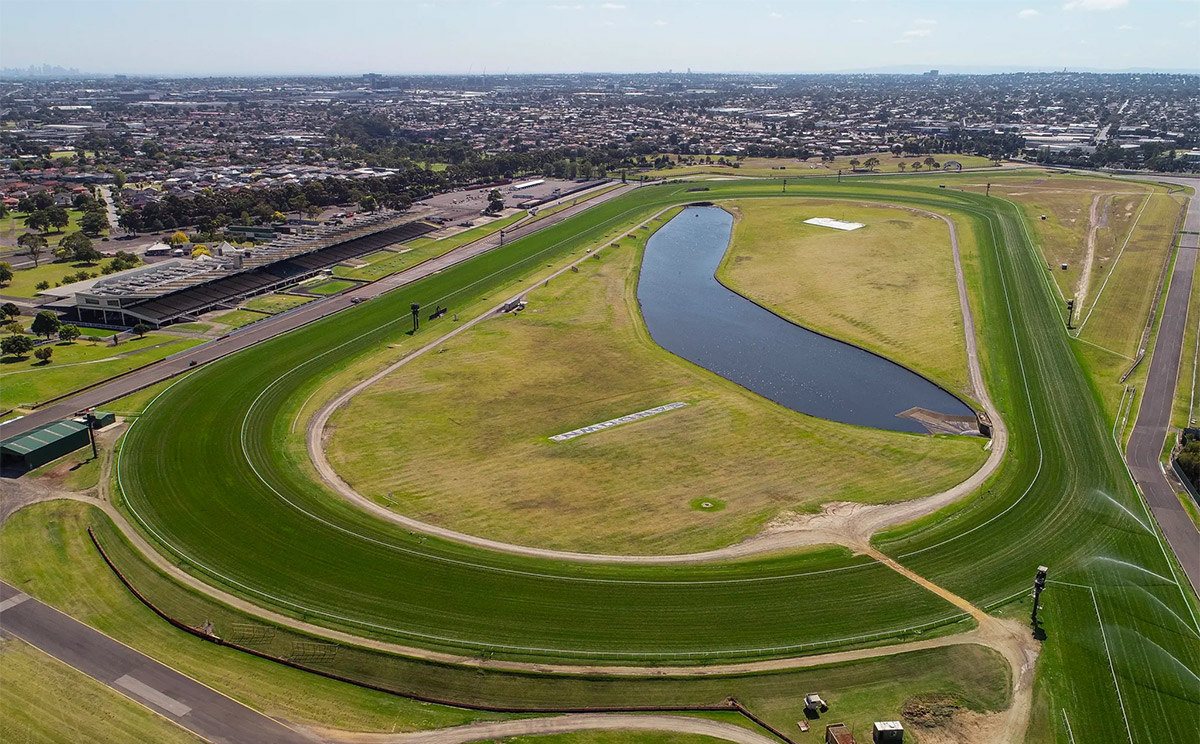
872,721,904,743
825,723,858,744
0,419,91,471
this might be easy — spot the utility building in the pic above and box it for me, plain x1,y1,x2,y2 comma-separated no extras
872,721,904,743
0,420,91,470
825,723,858,744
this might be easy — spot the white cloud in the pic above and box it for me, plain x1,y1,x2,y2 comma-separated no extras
913,18,937,25
1018,9,1040,19
599,2,625,9
652,18,668,26
902,27,933,37
769,11,783,19
549,3,583,8
851,17,866,23
1115,23,1134,30
1063,0,1129,11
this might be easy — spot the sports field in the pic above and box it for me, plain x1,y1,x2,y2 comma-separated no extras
327,219,984,554
65,175,1199,743
719,199,973,396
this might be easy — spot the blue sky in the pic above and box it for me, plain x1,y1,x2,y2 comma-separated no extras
1,0,1196,75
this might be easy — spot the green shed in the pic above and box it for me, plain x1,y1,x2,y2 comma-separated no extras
0,420,91,471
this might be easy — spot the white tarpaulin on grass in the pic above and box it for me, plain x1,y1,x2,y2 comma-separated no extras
804,217,865,231
549,402,688,442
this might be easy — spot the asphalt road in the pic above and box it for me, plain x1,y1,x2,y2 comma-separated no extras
0,580,312,743
1124,174,1200,593
1,182,633,441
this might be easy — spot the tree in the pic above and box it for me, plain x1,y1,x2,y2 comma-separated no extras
24,210,51,233
80,210,109,235
34,346,52,364
486,189,505,214
46,206,70,232
60,232,101,263
897,162,908,173
31,310,62,339
191,245,212,258
0,262,11,284
911,162,923,172
359,195,377,212
3,322,21,335
132,323,150,338
1,334,34,358
862,157,880,172
168,231,189,245
923,156,938,171
58,324,81,343
848,158,861,171
113,169,127,189
17,233,47,267
1,302,18,319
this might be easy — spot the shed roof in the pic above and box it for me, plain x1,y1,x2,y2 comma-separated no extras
1,420,89,455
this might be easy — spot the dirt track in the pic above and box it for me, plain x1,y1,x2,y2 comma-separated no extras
324,714,779,744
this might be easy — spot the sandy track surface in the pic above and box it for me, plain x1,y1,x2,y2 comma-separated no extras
324,714,779,744
1072,193,1109,324
307,202,1007,564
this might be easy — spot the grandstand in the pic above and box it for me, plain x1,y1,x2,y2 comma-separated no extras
58,213,435,327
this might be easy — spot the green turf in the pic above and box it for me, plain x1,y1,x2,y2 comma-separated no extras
305,279,357,296
210,309,269,328
0,256,131,298
241,293,313,314
0,334,204,409
109,175,1200,742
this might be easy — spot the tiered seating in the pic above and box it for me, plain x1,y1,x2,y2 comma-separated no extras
127,221,436,324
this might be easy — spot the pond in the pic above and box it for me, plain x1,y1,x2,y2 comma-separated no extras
636,206,975,434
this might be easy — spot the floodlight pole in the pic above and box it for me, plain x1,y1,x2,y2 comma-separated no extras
84,412,97,460
782,179,787,193
411,302,420,332
1031,565,1048,627
986,182,991,197
499,230,504,246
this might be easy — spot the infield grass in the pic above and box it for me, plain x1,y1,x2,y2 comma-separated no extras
328,218,984,554
719,198,973,397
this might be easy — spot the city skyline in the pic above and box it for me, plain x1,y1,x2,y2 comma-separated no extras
1,0,1197,77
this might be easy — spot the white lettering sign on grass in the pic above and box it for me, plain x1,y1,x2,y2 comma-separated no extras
550,402,688,442
803,217,865,231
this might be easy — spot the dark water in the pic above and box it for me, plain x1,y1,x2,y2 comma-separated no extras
636,206,974,433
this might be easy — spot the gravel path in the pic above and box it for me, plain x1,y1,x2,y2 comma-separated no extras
326,714,778,744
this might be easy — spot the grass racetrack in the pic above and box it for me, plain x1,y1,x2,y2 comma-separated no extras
112,177,1200,742
326,218,984,554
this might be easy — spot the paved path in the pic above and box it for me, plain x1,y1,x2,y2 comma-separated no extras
0,183,634,441
0,580,313,744
1124,174,1200,593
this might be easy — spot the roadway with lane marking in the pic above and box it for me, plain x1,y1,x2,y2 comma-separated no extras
1124,174,1200,593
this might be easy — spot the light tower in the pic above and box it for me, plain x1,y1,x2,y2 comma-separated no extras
1031,565,1049,628
411,302,421,333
